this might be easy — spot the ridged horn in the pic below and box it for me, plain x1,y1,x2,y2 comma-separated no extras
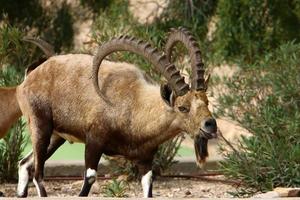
165,27,205,90
92,35,189,101
22,37,55,58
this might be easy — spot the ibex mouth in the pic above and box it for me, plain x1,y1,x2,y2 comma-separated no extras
200,129,218,139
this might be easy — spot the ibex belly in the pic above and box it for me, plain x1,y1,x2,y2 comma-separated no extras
54,132,84,143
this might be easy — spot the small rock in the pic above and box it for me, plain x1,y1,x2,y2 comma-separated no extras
53,186,61,191
253,191,279,198
167,192,174,197
0,191,4,197
185,190,191,195
70,180,82,189
201,188,211,193
61,186,72,193
274,187,300,197
104,174,111,178
90,182,100,194
199,195,209,198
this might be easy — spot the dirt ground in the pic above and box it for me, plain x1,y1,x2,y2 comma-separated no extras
0,176,235,198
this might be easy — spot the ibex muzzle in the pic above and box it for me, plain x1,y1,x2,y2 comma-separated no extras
201,117,218,139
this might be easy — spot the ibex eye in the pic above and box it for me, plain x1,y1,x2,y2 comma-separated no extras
178,106,190,113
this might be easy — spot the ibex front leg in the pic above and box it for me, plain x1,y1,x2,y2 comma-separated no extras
79,139,103,196
139,160,155,198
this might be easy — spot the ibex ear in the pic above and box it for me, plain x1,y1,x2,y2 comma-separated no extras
204,74,211,91
160,84,176,107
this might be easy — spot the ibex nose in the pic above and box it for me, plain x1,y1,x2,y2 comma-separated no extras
201,118,217,139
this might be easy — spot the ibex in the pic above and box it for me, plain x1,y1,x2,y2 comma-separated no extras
0,27,217,197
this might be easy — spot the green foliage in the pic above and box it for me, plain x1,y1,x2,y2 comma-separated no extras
214,0,300,63
159,0,217,40
1,0,74,52
101,179,129,197
0,22,49,75
49,2,74,52
103,155,139,180
91,0,216,76
153,135,184,174
0,120,27,182
217,42,300,196
0,0,45,28
0,23,28,74
79,0,115,13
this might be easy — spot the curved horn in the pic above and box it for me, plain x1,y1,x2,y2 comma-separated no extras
93,35,189,100
22,37,55,58
165,27,205,91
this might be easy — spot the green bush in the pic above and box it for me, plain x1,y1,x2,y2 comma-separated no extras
0,120,27,182
91,0,216,74
217,42,300,196
213,0,300,63
101,179,129,197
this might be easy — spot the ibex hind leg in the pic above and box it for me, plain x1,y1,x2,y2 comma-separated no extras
17,135,65,197
29,113,53,197
17,151,34,197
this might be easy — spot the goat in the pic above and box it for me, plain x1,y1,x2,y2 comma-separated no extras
0,27,217,197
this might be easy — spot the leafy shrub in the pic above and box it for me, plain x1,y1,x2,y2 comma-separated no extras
214,0,300,63
0,120,27,182
1,0,74,53
91,0,216,74
153,135,184,174
101,179,129,197
217,42,300,196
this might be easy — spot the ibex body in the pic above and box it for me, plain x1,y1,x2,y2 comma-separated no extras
0,28,217,197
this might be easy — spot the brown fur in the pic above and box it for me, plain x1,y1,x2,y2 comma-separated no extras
0,87,22,138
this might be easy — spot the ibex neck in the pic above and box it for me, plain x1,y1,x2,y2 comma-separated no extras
133,85,184,145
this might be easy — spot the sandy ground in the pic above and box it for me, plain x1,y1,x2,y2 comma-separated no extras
0,176,235,198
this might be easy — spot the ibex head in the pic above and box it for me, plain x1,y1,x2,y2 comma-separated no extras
162,27,217,164
92,27,217,165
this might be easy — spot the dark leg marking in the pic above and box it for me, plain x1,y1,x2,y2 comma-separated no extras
79,140,102,196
